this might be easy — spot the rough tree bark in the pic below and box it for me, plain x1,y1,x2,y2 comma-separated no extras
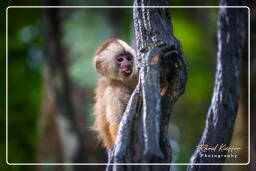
187,0,248,171
106,0,187,170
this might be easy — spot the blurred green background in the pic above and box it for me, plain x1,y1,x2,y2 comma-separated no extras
1,0,250,171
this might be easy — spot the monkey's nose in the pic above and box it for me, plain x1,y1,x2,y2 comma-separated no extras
122,60,129,67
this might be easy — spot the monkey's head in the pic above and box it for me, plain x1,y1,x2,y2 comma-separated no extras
93,39,137,81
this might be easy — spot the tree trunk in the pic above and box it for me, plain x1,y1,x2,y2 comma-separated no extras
106,0,187,170
187,0,248,170
39,0,93,170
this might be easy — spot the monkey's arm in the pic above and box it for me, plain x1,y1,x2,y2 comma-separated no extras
105,87,130,147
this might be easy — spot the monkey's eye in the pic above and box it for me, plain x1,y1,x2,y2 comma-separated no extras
117,57,123,62
126,55,132,61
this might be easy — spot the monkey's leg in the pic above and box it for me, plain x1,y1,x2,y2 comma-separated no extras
93,114,114,150
100,122,115,150
109,124,119,146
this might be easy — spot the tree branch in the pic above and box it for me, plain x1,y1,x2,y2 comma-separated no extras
106,0,187,170
187,0,248,170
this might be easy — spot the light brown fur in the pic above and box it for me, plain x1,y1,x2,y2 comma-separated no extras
92,39,138,150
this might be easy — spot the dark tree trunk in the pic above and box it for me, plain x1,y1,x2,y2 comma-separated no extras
106,0,187,170
40,1,96,170
41,4,87,165
187,0,248,170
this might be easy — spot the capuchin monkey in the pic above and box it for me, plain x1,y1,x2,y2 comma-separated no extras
92,38,138,150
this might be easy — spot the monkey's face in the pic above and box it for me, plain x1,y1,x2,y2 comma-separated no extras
114,53,133,78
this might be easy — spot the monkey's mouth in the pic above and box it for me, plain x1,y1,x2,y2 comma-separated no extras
121,68,132,75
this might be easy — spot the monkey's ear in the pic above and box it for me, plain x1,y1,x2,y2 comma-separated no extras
94,58,107,76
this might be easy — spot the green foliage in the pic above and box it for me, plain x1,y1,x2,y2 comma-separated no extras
1,6,42,171
171,8,217,164
63,9,113,88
